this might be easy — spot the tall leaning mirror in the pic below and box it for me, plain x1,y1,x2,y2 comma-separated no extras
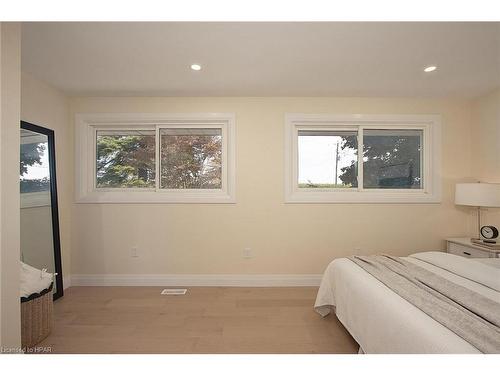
20,121,63,300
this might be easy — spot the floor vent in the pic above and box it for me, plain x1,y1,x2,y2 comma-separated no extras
161,288,187,295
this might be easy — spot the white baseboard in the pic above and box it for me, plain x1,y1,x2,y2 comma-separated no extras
70,274,322,287
63,275,71,290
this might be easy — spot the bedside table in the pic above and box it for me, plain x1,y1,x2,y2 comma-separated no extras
446,237,500,259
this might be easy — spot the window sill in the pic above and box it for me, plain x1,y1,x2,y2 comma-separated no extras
76,190,236,204
284,189,441,204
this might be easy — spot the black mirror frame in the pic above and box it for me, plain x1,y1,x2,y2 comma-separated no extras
21,121,64,300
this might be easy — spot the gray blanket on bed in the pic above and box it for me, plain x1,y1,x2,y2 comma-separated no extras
349,255,500,354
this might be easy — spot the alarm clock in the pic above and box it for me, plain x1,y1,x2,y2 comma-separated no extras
480,225,499,243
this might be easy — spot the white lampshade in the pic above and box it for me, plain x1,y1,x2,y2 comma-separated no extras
455,183,500,207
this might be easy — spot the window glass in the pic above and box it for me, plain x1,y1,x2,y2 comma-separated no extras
96,130,155,188
160,128,222,189
298,130,358,188
363,129,423,189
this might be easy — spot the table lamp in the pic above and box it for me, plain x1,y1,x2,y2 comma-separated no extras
455,182,500,240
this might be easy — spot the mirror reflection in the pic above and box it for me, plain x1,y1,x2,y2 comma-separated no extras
20,125,63,299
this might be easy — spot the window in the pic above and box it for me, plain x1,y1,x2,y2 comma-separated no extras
160,128,222,189
76,113,235,203
362,129,422,190
298,130,358,189
96,130,156,189
285,114,441,203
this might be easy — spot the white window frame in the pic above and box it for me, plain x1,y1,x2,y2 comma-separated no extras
75,113,236,203
284,114,441,203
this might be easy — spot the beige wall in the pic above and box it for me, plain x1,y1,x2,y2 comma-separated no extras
21,72,71,282
471,88,500,229
69,96,473,276
0,22,21,349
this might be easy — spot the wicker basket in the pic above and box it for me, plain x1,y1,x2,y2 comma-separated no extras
21,284,53,349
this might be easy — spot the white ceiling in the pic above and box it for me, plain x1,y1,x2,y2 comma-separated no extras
21,22,500,98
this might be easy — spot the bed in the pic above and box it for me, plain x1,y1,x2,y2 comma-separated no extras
314,251,500,354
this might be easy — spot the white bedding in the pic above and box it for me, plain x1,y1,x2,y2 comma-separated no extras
476,257,500,269
314,251,500,354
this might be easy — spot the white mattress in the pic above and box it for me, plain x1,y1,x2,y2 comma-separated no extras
314,252,500,354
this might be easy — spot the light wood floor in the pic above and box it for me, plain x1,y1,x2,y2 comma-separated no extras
34,286,359,354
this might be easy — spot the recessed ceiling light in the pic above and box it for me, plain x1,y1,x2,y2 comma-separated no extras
190,64,201,71
424,66,437,73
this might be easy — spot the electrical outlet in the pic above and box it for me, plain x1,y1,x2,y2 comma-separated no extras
131,246,139,258
243,247,253,259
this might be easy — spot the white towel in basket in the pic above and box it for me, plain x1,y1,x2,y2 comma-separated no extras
20,261,54,298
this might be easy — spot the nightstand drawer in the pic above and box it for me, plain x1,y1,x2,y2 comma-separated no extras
447,243,490,258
